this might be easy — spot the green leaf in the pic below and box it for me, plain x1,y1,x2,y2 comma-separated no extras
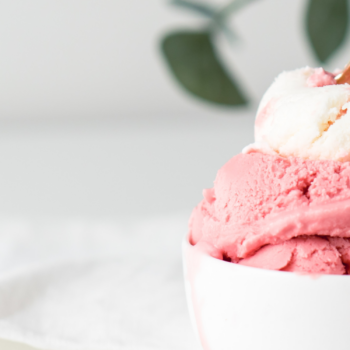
171,0,216,18
161,31,248,106
306,0,349,62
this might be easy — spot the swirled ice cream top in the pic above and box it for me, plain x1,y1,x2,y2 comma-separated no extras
244,67,350,162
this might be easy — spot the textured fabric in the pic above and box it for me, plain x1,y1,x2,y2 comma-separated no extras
0,217,199,350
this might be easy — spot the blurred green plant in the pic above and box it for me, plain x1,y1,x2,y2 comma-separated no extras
160,0,350,108
162,31,247,106
306,0,349,62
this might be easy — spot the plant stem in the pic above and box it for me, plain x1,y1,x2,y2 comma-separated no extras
216,0,259,21
171,0,216,18
208,0,259,42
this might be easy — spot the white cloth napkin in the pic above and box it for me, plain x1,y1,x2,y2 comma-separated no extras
0,216,200,350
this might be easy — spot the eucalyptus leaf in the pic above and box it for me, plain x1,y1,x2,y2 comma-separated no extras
161,31,248,106
306,0,349,62
171,0,216,18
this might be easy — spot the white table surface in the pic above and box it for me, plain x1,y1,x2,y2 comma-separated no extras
0,115,253,350
0,339,37,350
0,217,201,350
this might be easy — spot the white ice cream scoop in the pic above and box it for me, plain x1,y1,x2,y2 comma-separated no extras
251,67,350,162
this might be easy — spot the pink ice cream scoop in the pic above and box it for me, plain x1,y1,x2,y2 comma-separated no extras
188,67,350,275
189,152,350,274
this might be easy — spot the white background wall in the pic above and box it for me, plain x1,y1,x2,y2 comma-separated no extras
0,0,348,219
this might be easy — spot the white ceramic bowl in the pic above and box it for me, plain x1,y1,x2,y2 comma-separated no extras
183,234,350,350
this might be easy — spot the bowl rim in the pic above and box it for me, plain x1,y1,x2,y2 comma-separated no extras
183,232,350,280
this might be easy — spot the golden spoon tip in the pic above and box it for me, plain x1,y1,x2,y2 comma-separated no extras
335,61,350,84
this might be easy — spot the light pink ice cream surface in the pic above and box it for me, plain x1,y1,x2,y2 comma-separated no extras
189,152,350,275
306,67,336,88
